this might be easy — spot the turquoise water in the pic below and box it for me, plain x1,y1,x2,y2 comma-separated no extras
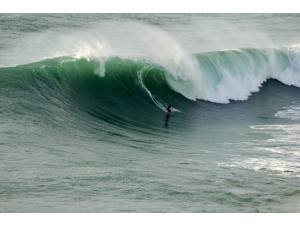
0,14,300,212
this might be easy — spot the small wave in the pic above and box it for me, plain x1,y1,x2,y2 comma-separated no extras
275,105,300,120
220,158,300,177
219,123,300,178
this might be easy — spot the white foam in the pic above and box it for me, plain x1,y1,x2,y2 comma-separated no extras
221,124,300,177
275,105,300,120
223,158,298,176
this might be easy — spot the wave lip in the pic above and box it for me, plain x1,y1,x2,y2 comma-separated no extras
193,46,300,103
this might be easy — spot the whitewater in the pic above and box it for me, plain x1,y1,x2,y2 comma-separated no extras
0,14,300,212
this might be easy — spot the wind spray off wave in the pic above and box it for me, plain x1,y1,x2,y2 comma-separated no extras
1,20,300,104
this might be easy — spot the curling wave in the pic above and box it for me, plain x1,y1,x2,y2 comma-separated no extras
1,46,300,104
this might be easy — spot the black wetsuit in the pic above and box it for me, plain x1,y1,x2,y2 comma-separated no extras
164,106,172,127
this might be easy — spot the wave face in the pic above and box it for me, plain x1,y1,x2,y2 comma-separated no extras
0,46,299,134
0,56,190,135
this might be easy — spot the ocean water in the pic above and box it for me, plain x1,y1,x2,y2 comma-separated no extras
0,14,300,212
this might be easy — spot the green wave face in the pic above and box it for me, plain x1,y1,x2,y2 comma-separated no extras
0,46,299,130
0,57,190,132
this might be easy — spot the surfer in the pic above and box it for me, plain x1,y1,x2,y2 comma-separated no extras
164,104,172,128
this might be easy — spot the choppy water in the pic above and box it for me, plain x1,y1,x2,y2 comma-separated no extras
0,14,300,212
